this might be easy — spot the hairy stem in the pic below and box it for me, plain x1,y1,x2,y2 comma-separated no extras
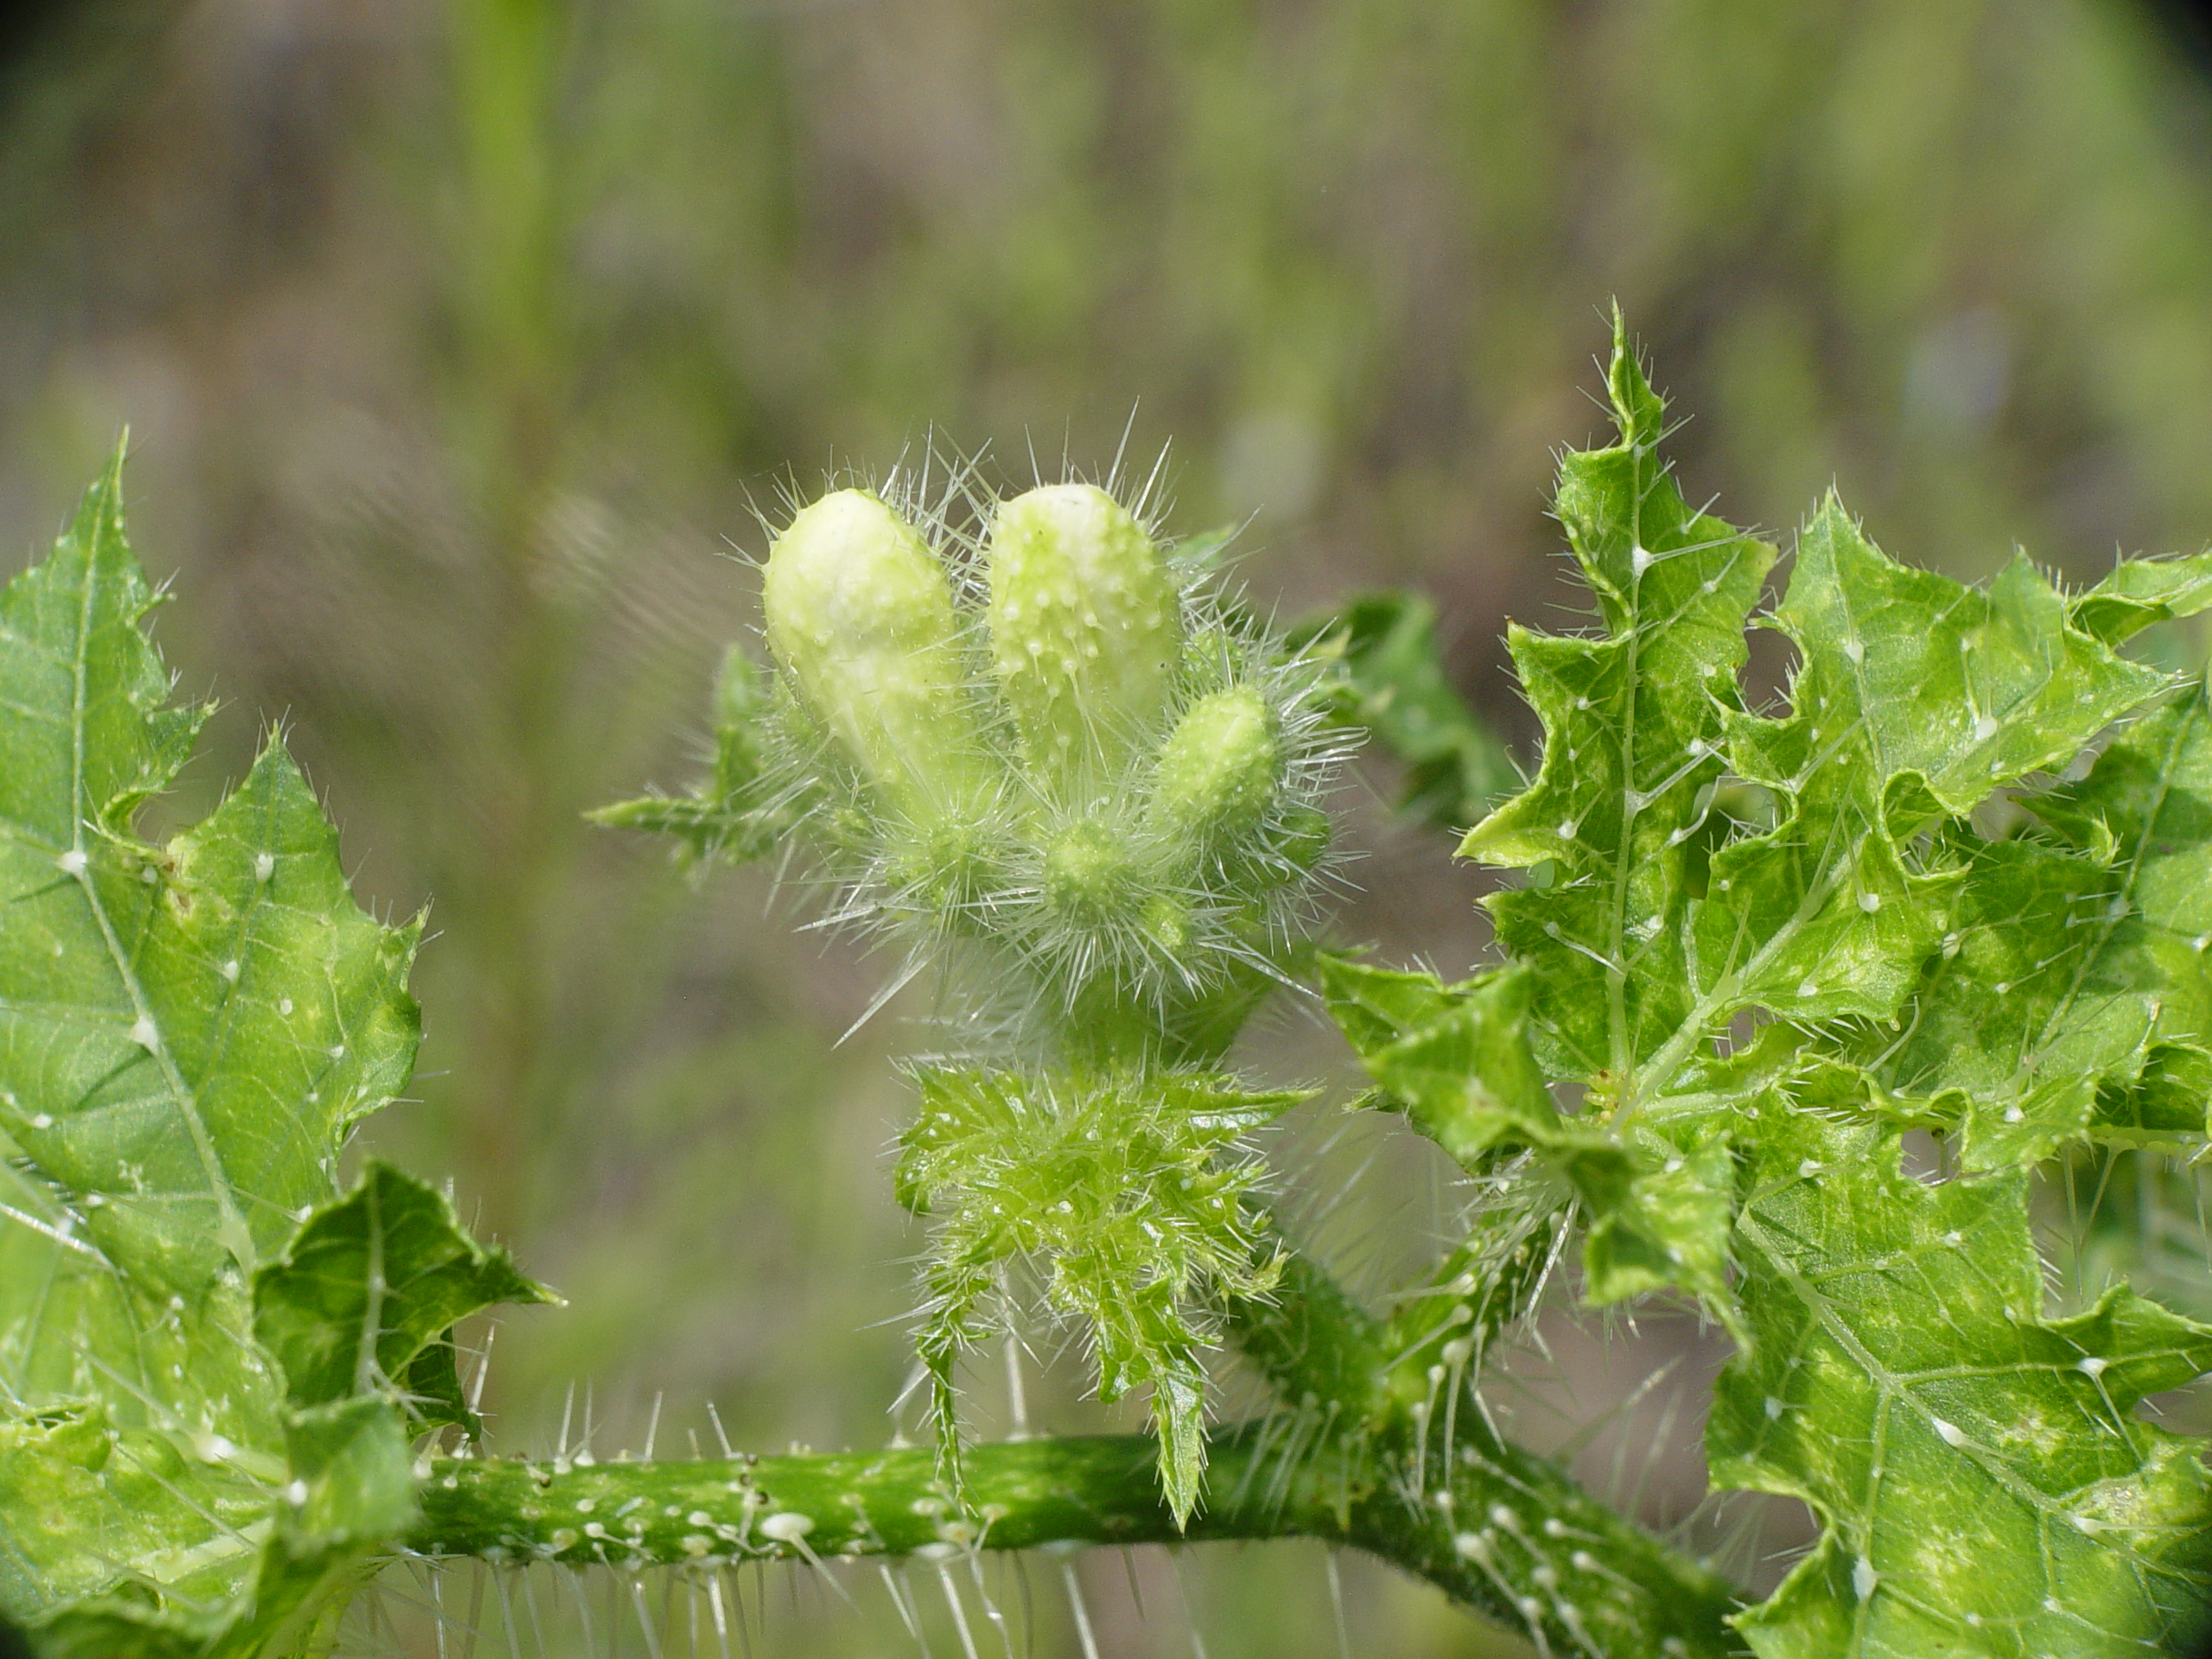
411,1247,1745,1656
1225,1249,1745,1656
410,1423,1740,1656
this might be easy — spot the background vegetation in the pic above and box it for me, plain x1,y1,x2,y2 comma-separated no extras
7,2,2212,1652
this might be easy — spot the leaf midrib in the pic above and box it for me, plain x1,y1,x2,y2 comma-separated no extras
60,548,252,1274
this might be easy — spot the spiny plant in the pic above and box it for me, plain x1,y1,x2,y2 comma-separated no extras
8,315,2212,1658
608,467,1347,1522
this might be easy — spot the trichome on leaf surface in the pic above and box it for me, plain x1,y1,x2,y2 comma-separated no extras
9,315,2212,1657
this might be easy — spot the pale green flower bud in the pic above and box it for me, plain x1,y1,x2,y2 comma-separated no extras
1042,818,1141,923
1151,686,1281,849
987,484,1178,790
763,490,982,815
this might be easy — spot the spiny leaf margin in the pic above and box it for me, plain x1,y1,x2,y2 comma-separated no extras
0,446,540,1656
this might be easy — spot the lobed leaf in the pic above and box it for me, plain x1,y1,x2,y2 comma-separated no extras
0,448,538,1654
1313,955,1554,1160
1326,324,2212,1650
2070,550,2212,647
1861,678,2212,1168
1459,312,1776,1086
1321,954,1739,1324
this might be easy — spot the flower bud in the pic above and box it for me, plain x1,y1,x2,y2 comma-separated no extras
987,484,1178,791
1151,686,1281,849
763,490,981,814
1042,818,1141,923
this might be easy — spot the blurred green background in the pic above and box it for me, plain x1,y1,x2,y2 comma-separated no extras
8,1,2212,1652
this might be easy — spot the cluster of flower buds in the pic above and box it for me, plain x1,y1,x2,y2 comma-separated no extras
755,480,1339,1065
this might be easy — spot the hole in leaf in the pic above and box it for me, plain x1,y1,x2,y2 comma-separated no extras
1740,626,1800,717
1897,1128,1948,1186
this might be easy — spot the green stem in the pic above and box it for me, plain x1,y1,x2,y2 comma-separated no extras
1225,1249,1746,1656
411,1247,1745,1656
410,1421,1742,1656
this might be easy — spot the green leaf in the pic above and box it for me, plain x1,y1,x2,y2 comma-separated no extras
1739,503,2165,821
2071,550,2212,646
899,1068,1301,1525
1698,500,2160,1046
0,448,532,1652
1459,312,1777,1084
1446,329,2179,1187
254,1162,555,1432
1306,590,1517,830
21,1396,414,1659
1574,1116,1736,1317
1315,955,1554,1161
1712,1109,2212,1657
1322,329,2212,1650
1322,954,1740,1325
1878,838,2157,1166
278,1395,416,1555
2042,676,2212,1096
0,1403,269,1627
1868,680,2212,1167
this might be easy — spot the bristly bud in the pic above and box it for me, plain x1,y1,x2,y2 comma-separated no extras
763,489,982,817
636,472,1346,1063
1042,818,1141,924
1151,685,1281,851
987,484,1179,791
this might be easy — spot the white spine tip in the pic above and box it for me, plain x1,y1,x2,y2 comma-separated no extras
758,1511,815,1545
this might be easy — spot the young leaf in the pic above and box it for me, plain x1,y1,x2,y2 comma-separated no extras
1320,955,1739,1322
898,1068,1301,1524
591,645,796,864
1459,310,1777,1085
1866,677,2212,1168
1691,500,2160,1045
1314,956,1554,1161
9,1395,414,1659
1322,326,2212,1653
1712,1109,2212,1657
1739,503,2164,821
2032,677,2212,1134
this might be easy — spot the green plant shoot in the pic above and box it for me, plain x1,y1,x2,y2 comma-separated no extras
12,317,2212,1657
